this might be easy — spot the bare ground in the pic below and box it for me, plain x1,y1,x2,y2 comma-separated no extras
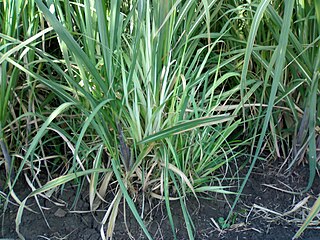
1,159,320,240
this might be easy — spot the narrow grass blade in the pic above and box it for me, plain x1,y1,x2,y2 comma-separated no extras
293,195,320,239
111,159,153,240
240,0,271,119
0,27,53,64
160,162,197,198
170,171,194,240
13,102,76,186
16,168,111,239
73,98,113,170
34,0,108,93
89,145,104,210
162,149,177,240
106,190,122,239
303,58,320,192
227,0,295,223
140,115,233,144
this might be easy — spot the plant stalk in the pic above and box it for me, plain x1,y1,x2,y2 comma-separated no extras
0,139,15,179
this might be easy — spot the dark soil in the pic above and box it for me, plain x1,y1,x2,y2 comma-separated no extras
1,160,320,240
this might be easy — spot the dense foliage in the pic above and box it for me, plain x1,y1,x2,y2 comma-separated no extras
1,0,319,239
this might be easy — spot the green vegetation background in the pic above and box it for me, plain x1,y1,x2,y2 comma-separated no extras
0,0,319,239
